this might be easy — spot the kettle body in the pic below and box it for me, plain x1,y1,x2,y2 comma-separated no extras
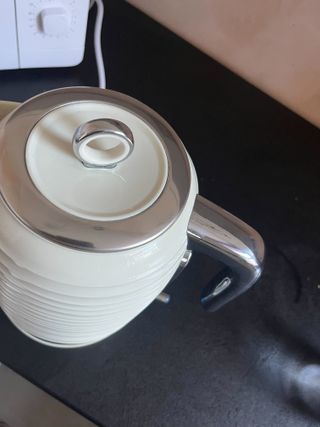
0,157,198,347
0,89,264,348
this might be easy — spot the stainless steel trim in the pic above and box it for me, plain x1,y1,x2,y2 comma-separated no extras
156,250,192,303
169,248,193,284
180,249,192,268
156,292,171,303
0,87,191,252
187,195,264,311
72,118,134,169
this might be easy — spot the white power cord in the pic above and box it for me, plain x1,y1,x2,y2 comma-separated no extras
90,0,106,89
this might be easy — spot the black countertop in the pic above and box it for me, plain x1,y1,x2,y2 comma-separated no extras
1,2,320,426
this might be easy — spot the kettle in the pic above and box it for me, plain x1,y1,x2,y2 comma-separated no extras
0,88,264,348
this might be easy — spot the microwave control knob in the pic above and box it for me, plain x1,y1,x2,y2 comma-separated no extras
39,7,70,36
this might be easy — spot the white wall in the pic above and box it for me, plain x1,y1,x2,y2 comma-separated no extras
129,0,320,127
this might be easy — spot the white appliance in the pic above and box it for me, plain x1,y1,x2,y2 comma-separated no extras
0,0,91,70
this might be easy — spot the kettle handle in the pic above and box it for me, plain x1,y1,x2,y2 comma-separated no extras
187,195,265,312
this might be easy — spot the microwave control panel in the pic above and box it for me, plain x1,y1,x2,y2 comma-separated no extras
0,0,90,69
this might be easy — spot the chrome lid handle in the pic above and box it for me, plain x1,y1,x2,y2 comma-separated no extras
187,195,265,312
72,118,134,169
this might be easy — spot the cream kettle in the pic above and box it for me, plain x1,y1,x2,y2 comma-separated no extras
0,88,264,348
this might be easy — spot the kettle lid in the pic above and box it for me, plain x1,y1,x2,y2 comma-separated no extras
0,88,191,251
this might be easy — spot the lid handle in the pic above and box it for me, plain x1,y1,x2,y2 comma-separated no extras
72,118,134,169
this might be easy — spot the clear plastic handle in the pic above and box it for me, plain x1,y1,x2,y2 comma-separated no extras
187,195,265,312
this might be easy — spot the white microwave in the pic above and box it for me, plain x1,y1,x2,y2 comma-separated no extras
0,0,91,70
